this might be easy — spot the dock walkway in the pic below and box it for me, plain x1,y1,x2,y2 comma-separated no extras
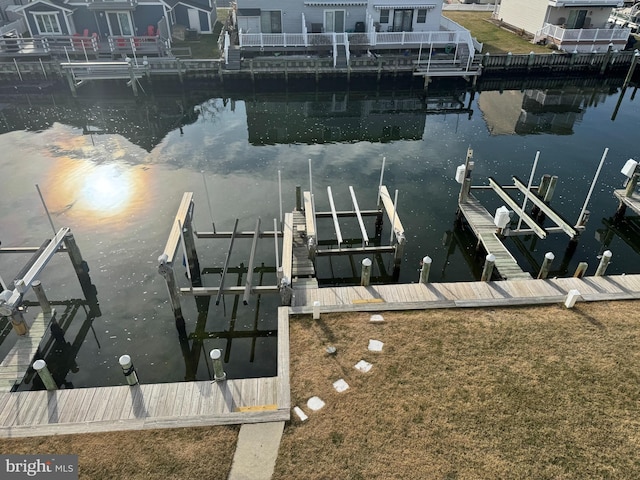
614,189,640,216
291,274,640,312
0,309,290,438
0,310,57,393
458,194,532,280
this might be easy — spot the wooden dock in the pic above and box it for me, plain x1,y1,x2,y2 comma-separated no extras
291,274,640,312
0,308,290,438
458,194,532,280
614,189,640,216
0,310,57,393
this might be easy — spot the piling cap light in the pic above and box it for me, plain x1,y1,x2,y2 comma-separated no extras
621,159,638,178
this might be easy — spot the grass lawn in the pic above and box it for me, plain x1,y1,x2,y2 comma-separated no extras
274,301,640,479
444,11,551,54
0,425,239,479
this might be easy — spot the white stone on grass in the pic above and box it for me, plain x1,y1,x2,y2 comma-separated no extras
307,396,325,411
354,360,373,373
369,314,384,323
293,406,308,422
368,339,384,352
332,378,349,393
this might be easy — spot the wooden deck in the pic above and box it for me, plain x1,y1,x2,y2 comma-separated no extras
291,210,315,278
0,310,57,393
291,274,640,312
614,189,640,216
458,194,532,280
0,308,290,438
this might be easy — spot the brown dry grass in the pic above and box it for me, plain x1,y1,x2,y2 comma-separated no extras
0,425,239,479
274,301,640,480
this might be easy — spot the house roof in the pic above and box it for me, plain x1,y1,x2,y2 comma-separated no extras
372,4,436,9
11,0,73,13
304,1,368,5
165,0,214,12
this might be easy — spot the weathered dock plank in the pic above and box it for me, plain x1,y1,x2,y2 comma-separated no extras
459,194,532,281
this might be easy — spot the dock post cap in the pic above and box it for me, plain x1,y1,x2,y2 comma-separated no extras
362,258,372,267
602,250,612,258
423,256,432,264
545,252,555,260
33,359,47,370
486,254,496,262
118,354,131,366
210,349,222,360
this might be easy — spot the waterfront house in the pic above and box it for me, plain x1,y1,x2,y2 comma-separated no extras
493,0,631,52
228,0,479,71
2,0,216,58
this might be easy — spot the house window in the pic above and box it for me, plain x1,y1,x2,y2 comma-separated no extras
380,9,389,24
34,13,61,35
417,9,427,23
260,10,282,33
566,10,588,29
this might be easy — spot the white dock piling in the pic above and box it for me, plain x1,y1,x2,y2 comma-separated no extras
537,252,555,280
210,349,227,382
595,250,612,276
361,258,372,286
481,254,496,282
420,256,432,284
119,355,139,386
33,359,57,391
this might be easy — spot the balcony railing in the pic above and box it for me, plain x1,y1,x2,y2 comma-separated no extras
535,23,632,52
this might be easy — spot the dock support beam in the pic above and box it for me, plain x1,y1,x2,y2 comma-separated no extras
480,254,495,282
181,217,202,288
158,256,185,335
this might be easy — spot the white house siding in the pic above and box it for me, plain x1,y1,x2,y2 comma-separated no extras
365,0,443,32
497,0,548,36
238,1,367,33
546,7,612,28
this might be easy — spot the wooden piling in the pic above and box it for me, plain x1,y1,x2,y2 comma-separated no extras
480,254,495,282
181,215,202,287
595,250,612,276
119,354,139,386
537,252,554,279
361,258,372,286
33,360,57,391
420,256,432,284
31,280,51,314
158,255,185,331
10,309,29,336
210,349,227,382
573,262,588,278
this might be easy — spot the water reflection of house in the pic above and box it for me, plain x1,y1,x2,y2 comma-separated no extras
478,87,608,135
244,91,471,145
0,94,201,151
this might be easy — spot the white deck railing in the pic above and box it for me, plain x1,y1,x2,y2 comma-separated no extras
535,23,631,52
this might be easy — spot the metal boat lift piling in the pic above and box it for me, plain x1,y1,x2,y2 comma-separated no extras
455,147,608,280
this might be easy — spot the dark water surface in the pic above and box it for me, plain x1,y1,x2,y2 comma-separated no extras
1,76,638,388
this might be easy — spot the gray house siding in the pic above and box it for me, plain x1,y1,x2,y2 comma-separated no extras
133,5,165,35
71,9,99,36
23,4,70,35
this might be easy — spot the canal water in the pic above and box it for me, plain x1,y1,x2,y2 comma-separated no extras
0,75,638,389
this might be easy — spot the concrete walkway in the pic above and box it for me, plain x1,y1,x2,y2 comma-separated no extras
228,421,285,480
